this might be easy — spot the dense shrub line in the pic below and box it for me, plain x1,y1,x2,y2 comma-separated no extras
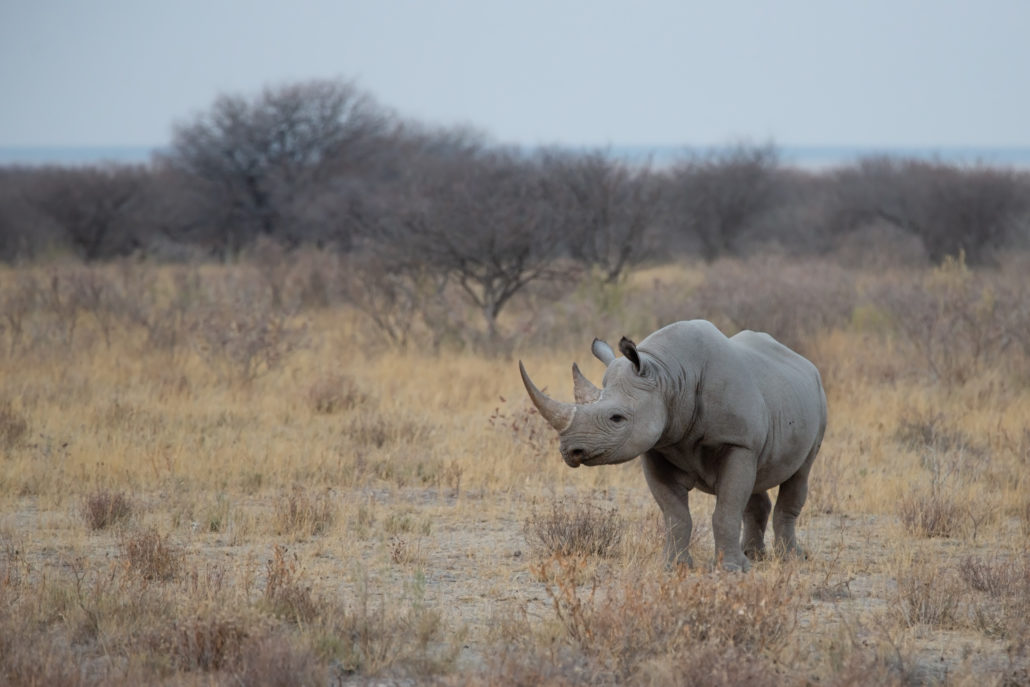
2,80,1029,342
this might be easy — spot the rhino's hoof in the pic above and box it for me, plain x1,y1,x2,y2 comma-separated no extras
720,560,751,573
665,554,695,571
775,542,806,560
743,545,768,562
713,553,752,573
729,558,752,573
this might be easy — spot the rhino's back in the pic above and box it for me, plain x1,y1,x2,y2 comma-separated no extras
730,329,827,453
730,330,821,390
639,320,825,428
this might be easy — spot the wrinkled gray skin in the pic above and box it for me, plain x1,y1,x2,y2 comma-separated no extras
520,320,827,572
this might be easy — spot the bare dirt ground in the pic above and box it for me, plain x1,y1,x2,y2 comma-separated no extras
6,479,1026,685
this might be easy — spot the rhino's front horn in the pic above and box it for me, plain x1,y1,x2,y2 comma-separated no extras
519,361,576,433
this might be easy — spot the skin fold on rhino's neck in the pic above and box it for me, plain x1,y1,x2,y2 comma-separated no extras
645,349,705,451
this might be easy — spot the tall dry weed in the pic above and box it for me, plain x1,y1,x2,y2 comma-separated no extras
895,412,993,539
489,395,559,461
263,544,317,624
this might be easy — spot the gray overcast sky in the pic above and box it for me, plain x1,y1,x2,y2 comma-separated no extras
1,0,1028,148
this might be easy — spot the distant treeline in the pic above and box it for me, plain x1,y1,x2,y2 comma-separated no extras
2,78,1029,273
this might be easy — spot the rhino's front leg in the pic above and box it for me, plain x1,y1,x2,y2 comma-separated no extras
642,452,694,567
713,447,758,572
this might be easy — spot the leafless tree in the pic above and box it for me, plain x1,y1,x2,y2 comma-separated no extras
826,157,1030,264
160,78,391,257
366,146,575,343
543,150,662,282
0,168,47,261
666,143,783,261
24,165,146,260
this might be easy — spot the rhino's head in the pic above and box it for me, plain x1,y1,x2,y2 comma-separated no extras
519,337,668,468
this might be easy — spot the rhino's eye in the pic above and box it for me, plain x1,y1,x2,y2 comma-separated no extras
610,414,627,424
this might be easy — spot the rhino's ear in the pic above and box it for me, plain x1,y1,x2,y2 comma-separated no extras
619,336,641,372
591,338,616,366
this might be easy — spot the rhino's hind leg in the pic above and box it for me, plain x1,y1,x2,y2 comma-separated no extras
742,492,772,561
773,464,812,558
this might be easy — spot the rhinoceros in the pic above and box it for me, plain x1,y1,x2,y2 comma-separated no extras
519,319,827,571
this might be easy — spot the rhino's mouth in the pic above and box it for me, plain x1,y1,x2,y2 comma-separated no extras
562,449,607,468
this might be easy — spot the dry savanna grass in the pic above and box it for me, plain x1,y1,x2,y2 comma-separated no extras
1,255,1030,685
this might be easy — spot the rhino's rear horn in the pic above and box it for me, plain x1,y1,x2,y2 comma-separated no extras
519,361,576,432
571,363,601,404
619,337,641,372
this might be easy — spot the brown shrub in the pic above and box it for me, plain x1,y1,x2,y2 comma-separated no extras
959,554,1030,640
0,274,39,357
875,253,1028,384
82,489,133,530
958,555,1022,596
452,642,783,687
389,536,426,568
631,642,784,687
0,400,29,451
894,410,984,458
687,257,857,355
525,497,624,558
307,372,368,414
343,412,433,451
190,275,309,384
892,555,963,628
447,647,597,686
818,642,913,687
121,528,181,581
304,565,460,679
536,555,798,681
158,614,250,672
0,630,83,687
150,611,321,680
897,442,975,539
1022,500,1030,538
273,486,336,538
898,489,963,538
236,634,326,687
